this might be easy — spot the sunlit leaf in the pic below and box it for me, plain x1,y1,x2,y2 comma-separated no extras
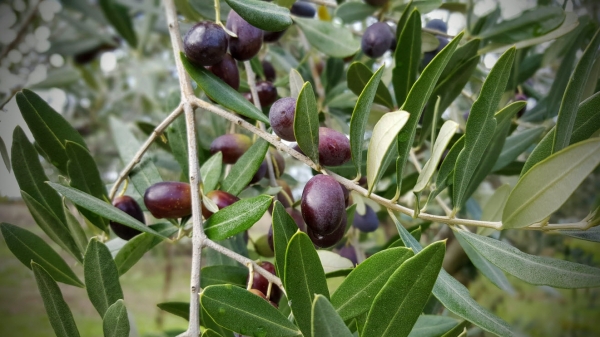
224,0,292,31
222,139,269,196
200,152,223,194
294,82,320,165
204,195,272,240
289,68,304,99
103,300,129,337
84,239,124,317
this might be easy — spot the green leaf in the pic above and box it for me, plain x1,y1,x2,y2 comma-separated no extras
492,127,545,171
552,28,600,153
200,152,223,194
110,117,163,196
478,6,565,43
222,139,270,195
331,247,414,321
157,302,193,321
311,295,353,337
293,16,360,58
202,329,224,337
289,68,304,99
294,81,320,165
31,262,81,337
63,201,89,254
1,223,84,287
560,226,600,243
84,239,124,317
204,195,272,240
391,212,514,337
366,111,410,195
454,231,515,294
414,120,459,194
0,136,10,172
477,184,511,236
190,0,231,21
166,114,190,179
347,62,394,109
16,89,87,174
363,241,446,337
452,48,516,212
224,0,292,31
284,232,330,336
392,0,441,14
99,0,138,47
11,126,65,223
408,315,459,337
200,265,248,288
114,224,177,276
420,31,440,52
503,138,600,229
350,65,386,177
393,9,421,107
456,229,600,288
272,202,300,277
335,1,376,23
396,32,464,195
49,183,166,238
426,136,464,205
66,141,108,232
21,191,83,263
103,299,129,337
181,54,270,124
201,285,301,337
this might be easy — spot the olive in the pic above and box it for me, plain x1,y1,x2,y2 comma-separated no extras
269,97,297,142
201,190,240,220
210,133,252,164
301,174,346,235
353,205,379,232
144,182,192,219
307,212,347,248
261,60,276,82
248,261,282,303
290,2,316,17
183,21,228,66
318,127,351,167
362,22,394,59
110,196,145,240
267,207,307,251
338,245,358,266
226,10,263,61
425,19,448,34
207,53,240,90
245,81,278,107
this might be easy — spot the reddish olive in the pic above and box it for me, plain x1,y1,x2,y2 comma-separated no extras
110,196,145,240
210,133,252,164
144,182,192,219
269,97,297,142
245,81,278,107
202,190,240,219
248,261,282,303
301,174,346,235
318,127,351,167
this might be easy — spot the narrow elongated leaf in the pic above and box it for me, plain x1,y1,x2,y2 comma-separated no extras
347,62,394,109
285,232,330,336
224,0,292,31
200,265,248,288
391,212,514,337
552,28,600,153
114,224,177,276
503,139,600,229
200,152,223,193
181,54,270,124
392,0,441,14
31,263,81,337
63,202,88,254
201,285,301,337
289,68,304,99
477,184,511,236
0,136,10,172
335,2,376,23
294,82,320,164
99,0,137,47
426,136,464,206
367,111,410,194
350,65,385,176
457,229,600,288
396,32,464,195
478,6,565,42
66,141,108,232
393,9,421,107
1,223,83,287
222,139,269,195
311,295,353,337
11,126,65,223
202,329,224,337
493,127,545,171
166,114,189,178
157,302,193,321
408,315,459,337
560,226,600,243
331,247,414,321
110,117,163,196
454,231,515,294
48,183,166,238
84,239,124,317
363,241,445,337
16,89,87,174
293,16,360,58
452,48,516,212
414,120,459,193
103,300,129,337
204,195,272,240
21,191,82,262
272,202,300,277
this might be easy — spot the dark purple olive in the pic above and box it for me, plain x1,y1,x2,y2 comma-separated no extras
210,133,252,164
246,81,278,107
364,0,388,6
267,207,307,251
338,245,358,266
248,261,282,303
183,21,228,66
202,190,240,219
290,2,316,17
261,60,276,82
264,29,286,43
269,97,297,141
226,10,263,61
353,205,379,232
207,53,240,90
250,160,268,184
514,93,528,118
318,127,351,167
144,182,192,219
425,19,448,34
110,196,145,240
361,22,394,59
423,36,448,67
307,213,347,248
301,174,346,235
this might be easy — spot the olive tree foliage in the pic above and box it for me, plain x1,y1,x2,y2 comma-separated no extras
1,0,600,336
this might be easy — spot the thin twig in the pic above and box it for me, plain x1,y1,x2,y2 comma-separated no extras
108,103,184,199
